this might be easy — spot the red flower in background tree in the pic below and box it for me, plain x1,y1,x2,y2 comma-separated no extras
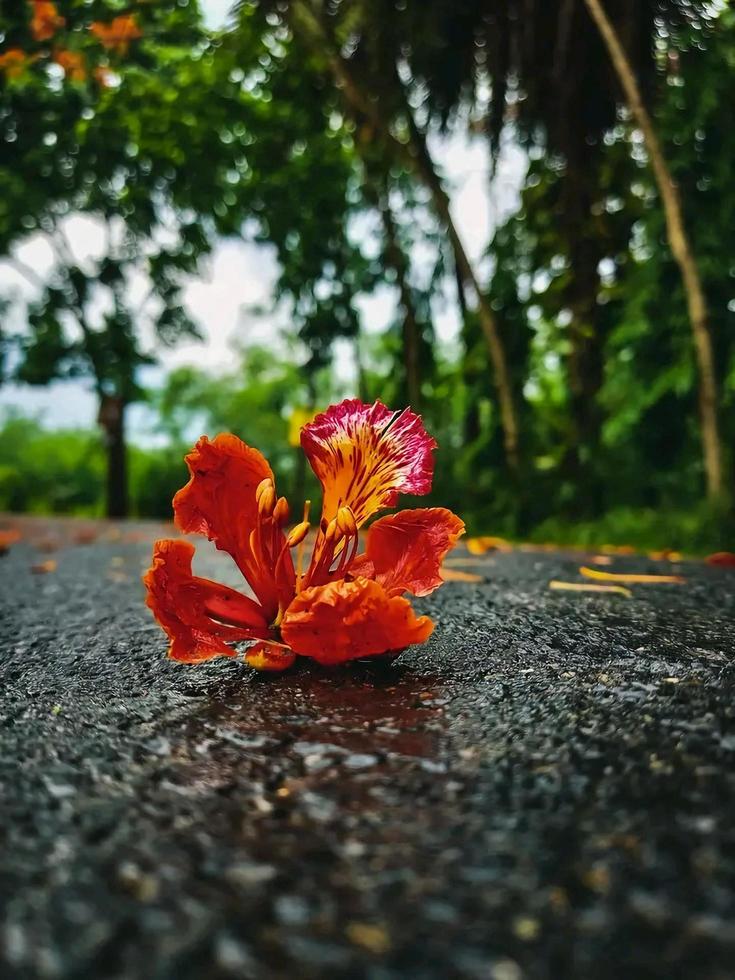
144,400,464,671
54,49,86,82
0,49,33,79
29,1,65,42
89,15,142,56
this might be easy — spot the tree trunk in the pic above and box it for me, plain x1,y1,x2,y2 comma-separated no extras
583,0,726,502
402,112,520,472
562,171,608,513
294,0,521,474
98,395,128,519
374,181,422,409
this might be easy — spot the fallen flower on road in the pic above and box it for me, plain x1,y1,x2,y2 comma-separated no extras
145,399,464,670
549,581,633,598
706,552,735,568
580,566,684,585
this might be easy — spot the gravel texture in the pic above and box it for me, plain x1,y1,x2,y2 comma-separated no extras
1,517,734,979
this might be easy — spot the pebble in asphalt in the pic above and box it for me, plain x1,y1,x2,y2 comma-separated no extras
1,519,735,979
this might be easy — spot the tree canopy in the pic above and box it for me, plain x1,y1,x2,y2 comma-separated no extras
1,0,733,544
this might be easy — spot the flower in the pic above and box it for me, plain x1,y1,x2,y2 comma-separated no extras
144,399,464,670
89,15,142,55
29,1,65,42
54,49,86,82
0,49,33,79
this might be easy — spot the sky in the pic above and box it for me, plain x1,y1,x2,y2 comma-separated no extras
0,0,525,440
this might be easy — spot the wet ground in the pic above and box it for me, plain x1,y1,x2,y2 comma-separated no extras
1,516,735,979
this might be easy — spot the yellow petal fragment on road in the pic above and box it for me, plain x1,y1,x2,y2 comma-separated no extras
549,580,632,598
31,559,57,574
345,922,392,955
549,579,633,599
648,549,683,562
443,557,490,567
580,566,684,585
441,568,484,583
466,536,512,555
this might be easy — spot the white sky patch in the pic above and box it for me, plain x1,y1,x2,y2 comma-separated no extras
201,0,237,30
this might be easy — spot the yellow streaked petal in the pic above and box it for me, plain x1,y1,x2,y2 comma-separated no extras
549,581,632,598
301,399,436,526
579,566,684,585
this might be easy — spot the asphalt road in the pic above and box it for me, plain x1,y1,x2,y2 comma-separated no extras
1,517,735,979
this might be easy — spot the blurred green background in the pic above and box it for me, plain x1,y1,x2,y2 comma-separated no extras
1,0,733,551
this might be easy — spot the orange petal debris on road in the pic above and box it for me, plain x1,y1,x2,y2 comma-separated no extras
706,552,735,568
549,581,633,598
465,536,513,555
31,559,57,574
441,568,485,583
0,529,22,554
580,566,685,585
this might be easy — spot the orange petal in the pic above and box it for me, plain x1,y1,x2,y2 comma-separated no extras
301,399,436,527
173,434,278,615
359,507,465,597
579,566,684,585
281,577,433,665
143,539,269,663
245,640,296,672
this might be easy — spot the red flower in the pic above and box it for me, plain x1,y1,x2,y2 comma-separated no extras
0,49,33,79
89,15,142,55
144,399,464,670
53,48,86,82
29,2,65,42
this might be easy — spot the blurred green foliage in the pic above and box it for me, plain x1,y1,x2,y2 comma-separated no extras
0,2,734,550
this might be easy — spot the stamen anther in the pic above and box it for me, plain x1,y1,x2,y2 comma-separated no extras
336,505,357,538
286,521,310,548
273,496,290,526
256,478,276,517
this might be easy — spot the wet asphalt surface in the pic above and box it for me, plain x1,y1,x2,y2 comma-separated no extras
1,517,735,980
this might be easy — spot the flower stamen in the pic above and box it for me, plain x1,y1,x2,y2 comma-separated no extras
256,478,276,517
295,500,311,591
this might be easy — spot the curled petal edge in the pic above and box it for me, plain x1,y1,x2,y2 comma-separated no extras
143,538,269,664
281,576,433,666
